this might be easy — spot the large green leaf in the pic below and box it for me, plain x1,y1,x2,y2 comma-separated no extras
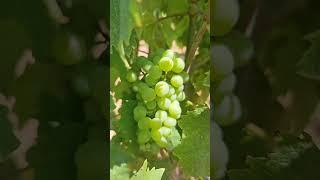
173,107,210,177
110,0,134,51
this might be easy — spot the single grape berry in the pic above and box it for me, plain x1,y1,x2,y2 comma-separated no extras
168,101,181,119
157,97,171,110
146,100,157,110
162,49,175,59
167,85,176,97
170,75,184,87
152,55,161,65
134,105,147,121
149,117,162,129
176,91,186,101
155,110,168,122
180,71,190,83
155,81,170,97
138,117,151,129
169,94,177,101
151,129,162,141
126,70,137,82
159,126,171,137
175,85,184,92
156,136,168,147
145,75,157,86
172,57,185,73
159,57,174,72
163,117,177,127
148,65,162,80
141,88,156,102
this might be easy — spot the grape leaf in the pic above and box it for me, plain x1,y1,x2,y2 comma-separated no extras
110,0,134,51
297,30,320,80
110,164,130,180
110,142,134,167
0,105,20,161
130,159,165,180
173,107,210,177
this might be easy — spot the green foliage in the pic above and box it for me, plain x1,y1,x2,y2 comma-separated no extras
174,107,210,177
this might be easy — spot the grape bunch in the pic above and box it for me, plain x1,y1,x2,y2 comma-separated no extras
126,49,188,151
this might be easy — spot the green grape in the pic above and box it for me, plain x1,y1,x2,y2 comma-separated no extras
136,82,149,91
151,128,162,141
147,109,156,116
159,57,174,72
132,84,139,92
217,73,236,94
212,44,234,75
163,117,177,127
148,65,162,80
134,105,147,121
137,130,151,144
169,94,177,101
180,71,190,83
141,88,156,102
138,117,151,129
126,70,137,82
149,117,162,129
215,94,242,126
212,0,240,36
145,75,157,86
168,101,181,119
176,91,186,101
159,126,171,137
142,61,154,72
175,85,184,92
162,49,175,59
155,110,168,122
172,57,185,73
167,85,176,97
157,97,171,110
72,75,91,98
170,75,184,88
155,81,170,97
146,100,156,110
156,136,168,147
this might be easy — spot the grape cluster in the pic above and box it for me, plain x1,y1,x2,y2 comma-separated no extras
212,0,243,127
126,49,188,150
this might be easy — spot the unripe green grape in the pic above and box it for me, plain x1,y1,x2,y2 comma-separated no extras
141,88,156,102
169,94,177,101
132,84,139,92
215,94,242,126
155,81,170,97
134,105,147,121
156,136,168,147
149,65,162,80
176,91,186,101
172,57,185,73
147,109,156,116
217,73,236,94
159,57,174,72
155,110,168,122
126,70,137,82
162,49,175,59
170,75,184,87
168,101,181,119
167,85,176,97
137,130,151,144
145,75,157,87
157,97,171,110
138,117,151,129
136,82,149,92
136,57,154,72
212,0,240,36
180,71,190,83
159,126,171,137
212,44,234,76
163,117,177,127
149,117,162,129
146,100,156,110
175,85,184,92
151,129,162,141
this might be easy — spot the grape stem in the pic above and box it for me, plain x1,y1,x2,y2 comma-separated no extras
146,12,189,27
